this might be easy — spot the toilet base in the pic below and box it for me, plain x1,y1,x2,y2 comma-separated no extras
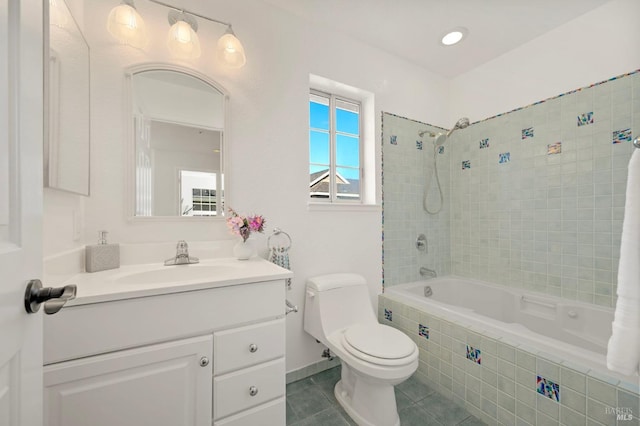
334,380,400,426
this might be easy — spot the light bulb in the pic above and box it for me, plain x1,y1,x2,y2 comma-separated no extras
107,1,148,48
216,27,246,68
167,20,201,59
440,27,468,46
49,0,68,28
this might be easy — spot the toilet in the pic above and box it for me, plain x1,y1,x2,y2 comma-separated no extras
304,273,418,426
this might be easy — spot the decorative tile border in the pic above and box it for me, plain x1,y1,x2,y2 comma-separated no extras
537,376,560,402
468,69,640,126
384,308,393,321
547,142,562,155
416,140,423,150
418,324,430,339
613,128,632,144
498,152,510,164
462,160,471,170
389,135,398,145
479,138,489,149
466,345,481,364
522,127,534,139
577,112,594,126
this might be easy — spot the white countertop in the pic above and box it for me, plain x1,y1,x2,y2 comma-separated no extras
52,257,293,306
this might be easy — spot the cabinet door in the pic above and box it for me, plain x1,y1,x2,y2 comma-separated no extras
44,335,212,426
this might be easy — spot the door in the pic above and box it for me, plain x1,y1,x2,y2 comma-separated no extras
0,0,44,425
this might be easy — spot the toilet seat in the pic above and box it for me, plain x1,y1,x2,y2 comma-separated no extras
342,323,417,366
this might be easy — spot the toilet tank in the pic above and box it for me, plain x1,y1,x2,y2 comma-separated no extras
304,273,377,344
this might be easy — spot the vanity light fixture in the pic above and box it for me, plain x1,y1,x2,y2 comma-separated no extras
107,0,247,68
107,0,149,48
440,27,468,46
216,26,246,68
166,10,201,59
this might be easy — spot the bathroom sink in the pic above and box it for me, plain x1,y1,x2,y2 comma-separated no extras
113,265,234,285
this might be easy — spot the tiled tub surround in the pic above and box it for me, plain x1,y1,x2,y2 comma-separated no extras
378,282,639,426
382,113,452,287
448,71,640,308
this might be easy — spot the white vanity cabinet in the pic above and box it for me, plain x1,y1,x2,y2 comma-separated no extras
43,276,288,426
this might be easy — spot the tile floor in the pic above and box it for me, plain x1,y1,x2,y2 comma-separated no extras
286,366,486,426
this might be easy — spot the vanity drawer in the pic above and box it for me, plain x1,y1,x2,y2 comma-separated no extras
213,397,284,426
213,358,285,420
214,319,285,374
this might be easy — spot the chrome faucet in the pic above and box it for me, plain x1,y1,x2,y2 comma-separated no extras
164,240,200,266
419,267,437,279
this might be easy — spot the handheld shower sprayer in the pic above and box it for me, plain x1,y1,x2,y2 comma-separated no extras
417,117,470,215
418,130,447,146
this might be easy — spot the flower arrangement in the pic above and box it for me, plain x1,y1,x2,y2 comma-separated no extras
226,208,266,242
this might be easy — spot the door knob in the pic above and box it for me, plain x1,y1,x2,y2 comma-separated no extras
24,279,77,315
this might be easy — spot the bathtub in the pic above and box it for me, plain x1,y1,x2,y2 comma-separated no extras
380,276,639,425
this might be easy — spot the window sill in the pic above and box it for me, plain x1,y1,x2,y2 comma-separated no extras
307,202,381,212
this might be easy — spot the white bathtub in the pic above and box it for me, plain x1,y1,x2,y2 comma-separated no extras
383,276,634,384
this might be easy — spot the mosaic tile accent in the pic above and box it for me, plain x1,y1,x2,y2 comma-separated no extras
470,70,639,126
389,135,397,145
577,112,594,126
522,127,534,139
613,128,632,144
498,152,511,164
384,308,392,321
466,345,481,364
416,140,423,150
461,160,471,170
479,138,489,149
437,146,445,155
537,376,560,402
418,324,429,339
547,142,562,155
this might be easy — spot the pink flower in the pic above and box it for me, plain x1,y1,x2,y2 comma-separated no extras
248,215,265,232
226,208,266,242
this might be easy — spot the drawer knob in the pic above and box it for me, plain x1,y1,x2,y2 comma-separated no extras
199,356,209,367
249,386,259,397
249,344,258,353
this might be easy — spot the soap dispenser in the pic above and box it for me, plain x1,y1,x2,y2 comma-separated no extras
85,231,120,273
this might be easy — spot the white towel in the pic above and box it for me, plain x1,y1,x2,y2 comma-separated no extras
606,148,640,376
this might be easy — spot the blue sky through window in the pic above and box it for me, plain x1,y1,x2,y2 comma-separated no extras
309,98,360,180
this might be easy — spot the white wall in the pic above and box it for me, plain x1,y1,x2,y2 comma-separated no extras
450,0,640,125
43,0,449,372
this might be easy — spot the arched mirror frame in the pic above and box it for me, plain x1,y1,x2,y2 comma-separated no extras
124,63,229,222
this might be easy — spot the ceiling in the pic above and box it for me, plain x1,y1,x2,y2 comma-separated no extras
262,0,614,78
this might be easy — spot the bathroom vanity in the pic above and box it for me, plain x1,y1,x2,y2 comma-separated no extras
43,258,292,426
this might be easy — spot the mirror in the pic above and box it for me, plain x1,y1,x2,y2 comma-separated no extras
130,69,225,218
45,0,90,195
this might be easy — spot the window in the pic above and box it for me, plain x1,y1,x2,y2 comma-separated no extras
309,90,361,202
179,170,223,216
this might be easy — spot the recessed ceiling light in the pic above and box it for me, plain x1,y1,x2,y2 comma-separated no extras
441,27,468,46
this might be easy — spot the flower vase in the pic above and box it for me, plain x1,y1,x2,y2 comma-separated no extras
233,239,254,260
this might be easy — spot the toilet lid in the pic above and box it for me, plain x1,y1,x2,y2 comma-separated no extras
344,323,415,360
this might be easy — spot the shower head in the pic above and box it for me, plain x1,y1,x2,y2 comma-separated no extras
434,133,447,146
446,117,470,137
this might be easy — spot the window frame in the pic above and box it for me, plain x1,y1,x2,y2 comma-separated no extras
309,88,363,203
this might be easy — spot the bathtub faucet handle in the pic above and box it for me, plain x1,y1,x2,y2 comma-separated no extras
419,267,437,279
